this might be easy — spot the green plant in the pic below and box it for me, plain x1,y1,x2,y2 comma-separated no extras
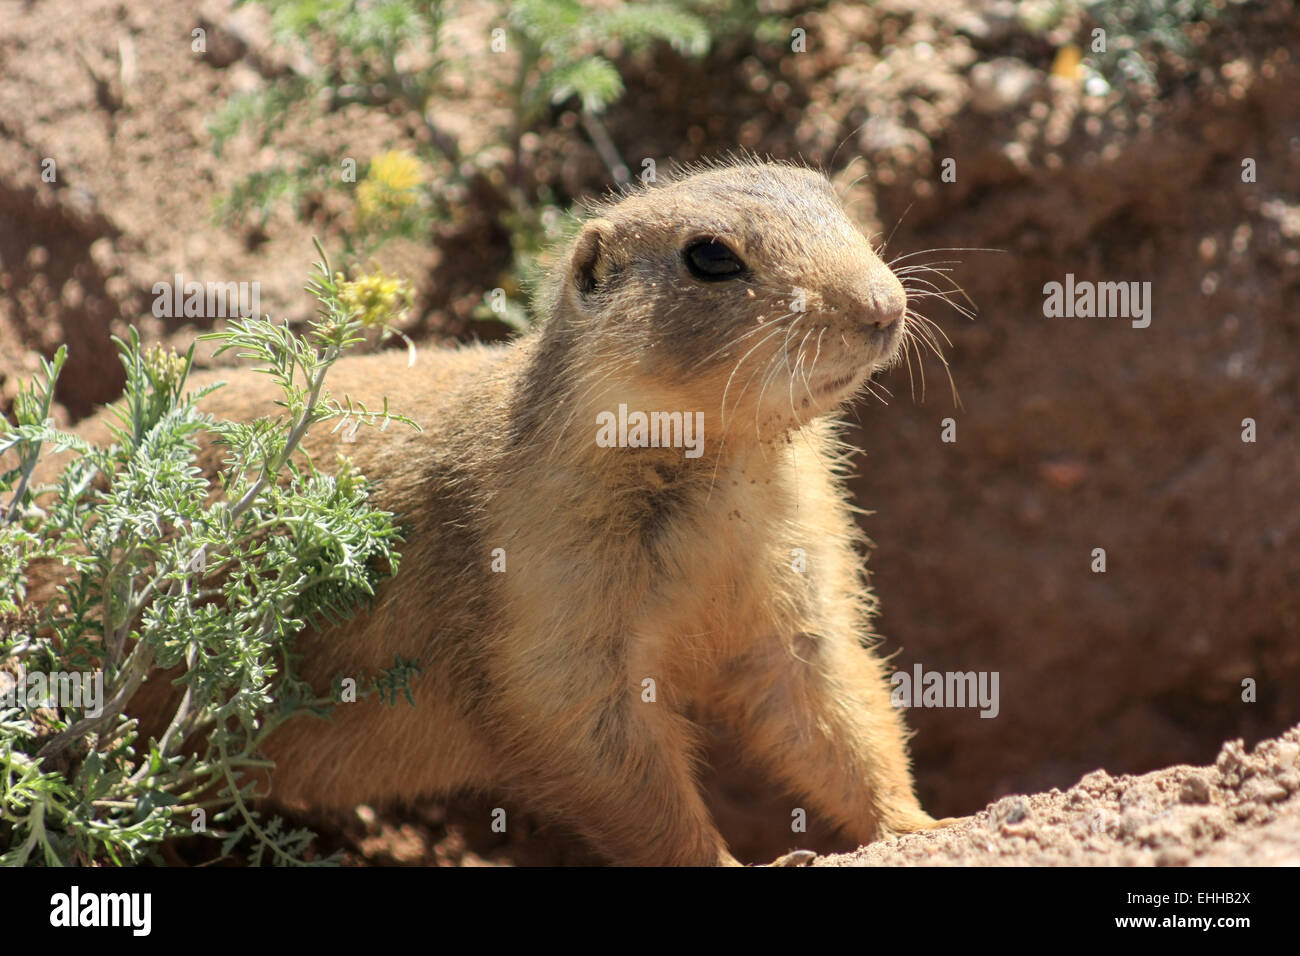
209,0,457,253
506,0,709,177
210,0,713,321
1018,0,1228,92
1082,0,1225,90
0,249,419,866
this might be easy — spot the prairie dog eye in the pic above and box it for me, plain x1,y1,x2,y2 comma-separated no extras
684,239,746,281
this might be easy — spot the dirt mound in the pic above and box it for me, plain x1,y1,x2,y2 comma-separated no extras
820,723,1300,865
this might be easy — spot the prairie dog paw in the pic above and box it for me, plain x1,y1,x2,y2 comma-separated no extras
766,849,817,867
886,811,967,835
920,815,969,830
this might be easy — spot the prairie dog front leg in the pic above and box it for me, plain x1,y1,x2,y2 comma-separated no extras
710,627,935,846
486,647,737,866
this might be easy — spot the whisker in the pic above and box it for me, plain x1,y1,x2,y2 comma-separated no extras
719,319,791,427
689,310,791,371
887,246,1004,268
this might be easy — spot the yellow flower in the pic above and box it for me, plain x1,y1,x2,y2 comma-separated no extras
144,344,188,392
356,151,423,228
1051,44,1083,82
336,270,414,329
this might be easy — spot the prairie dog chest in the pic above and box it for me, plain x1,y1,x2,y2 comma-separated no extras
644,461,803,666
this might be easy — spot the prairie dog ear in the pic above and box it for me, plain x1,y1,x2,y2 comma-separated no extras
570,219,614,297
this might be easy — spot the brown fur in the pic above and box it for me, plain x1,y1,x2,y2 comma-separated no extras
34,159,942,865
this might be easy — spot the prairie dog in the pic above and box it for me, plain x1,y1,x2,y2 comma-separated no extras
49,159,943,865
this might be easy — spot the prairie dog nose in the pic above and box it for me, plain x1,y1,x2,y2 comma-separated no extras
855,275,907,329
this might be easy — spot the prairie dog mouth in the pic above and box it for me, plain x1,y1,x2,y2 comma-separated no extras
777,319,904,409
817,369,861,395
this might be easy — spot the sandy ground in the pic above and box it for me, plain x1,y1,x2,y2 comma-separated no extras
818,724,1300,866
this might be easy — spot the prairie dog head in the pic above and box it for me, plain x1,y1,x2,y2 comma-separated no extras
545,159,909,445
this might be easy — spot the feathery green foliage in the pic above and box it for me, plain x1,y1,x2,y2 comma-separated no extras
0,247,419,866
